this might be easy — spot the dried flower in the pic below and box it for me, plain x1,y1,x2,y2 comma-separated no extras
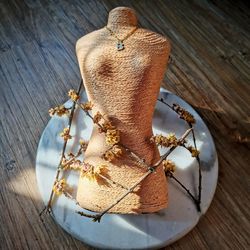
48,108,56,116
150,133,178,147
102,119,116,130
80,101,94,111
78,161,93,171
94,164,109,175
93,111,103,124
97,118,116,133
105,129,120,146
162,159,176,173
172,103,196,124
103,150,115,162
187,146,200,157
49,105,70,117
182,112,195,124
102,145,123,162
112,144,123,157
166,133,178,146
61,157,83,171
81,162,92,172
60,127,72,141
67,152,75,158
79,139,88,152
80,163,108,182
61,157,67,166
53,178,67,195
68,89,80,102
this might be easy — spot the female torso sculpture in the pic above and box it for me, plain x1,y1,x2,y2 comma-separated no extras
75,6,171,213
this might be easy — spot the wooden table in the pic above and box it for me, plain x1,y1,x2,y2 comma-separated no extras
0,0,249,249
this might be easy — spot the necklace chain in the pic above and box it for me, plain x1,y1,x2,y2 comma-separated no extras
105,25,138,41
105,25,138,51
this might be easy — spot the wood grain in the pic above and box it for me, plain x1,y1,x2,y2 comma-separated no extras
0,0,249,249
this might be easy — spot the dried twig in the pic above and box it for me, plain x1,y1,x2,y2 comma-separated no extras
98,173,130,190
60,146,84,170
189,125,202,207
166,171,200,211
39,80,83,216
157,97,202,210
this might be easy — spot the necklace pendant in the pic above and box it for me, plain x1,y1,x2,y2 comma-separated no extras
116,40,124,51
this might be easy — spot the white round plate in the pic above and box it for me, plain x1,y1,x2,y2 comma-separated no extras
36,87,218,249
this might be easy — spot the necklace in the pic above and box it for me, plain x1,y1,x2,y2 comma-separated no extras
105,25,138,51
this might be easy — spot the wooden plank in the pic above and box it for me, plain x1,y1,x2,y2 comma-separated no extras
0,0,249,249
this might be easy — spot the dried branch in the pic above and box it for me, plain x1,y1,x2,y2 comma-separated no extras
39,80,83,216
60,146,83,170
157,97,202,210
166,171,201,211
98,173,130,190
189,125,202,207
153,128,192,168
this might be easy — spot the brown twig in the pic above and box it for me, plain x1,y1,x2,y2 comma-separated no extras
60,146,84,170
189,124,202,208
63,190,80,206
157,97,202,211
39,80,83,216
166,171,201,211
98,173,130,190
119,143,149,169
153,128,192,168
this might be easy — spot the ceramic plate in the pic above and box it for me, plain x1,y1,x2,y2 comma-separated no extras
36,87,218,249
